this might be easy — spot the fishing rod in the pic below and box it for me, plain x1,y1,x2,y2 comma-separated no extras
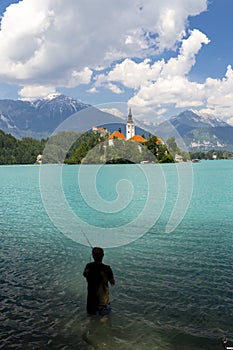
77,225,94,261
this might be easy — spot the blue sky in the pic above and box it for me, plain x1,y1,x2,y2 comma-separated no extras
0,0,233,124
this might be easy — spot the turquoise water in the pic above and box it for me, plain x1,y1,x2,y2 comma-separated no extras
0,161,233,349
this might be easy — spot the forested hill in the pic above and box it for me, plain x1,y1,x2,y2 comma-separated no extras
0,130,46,164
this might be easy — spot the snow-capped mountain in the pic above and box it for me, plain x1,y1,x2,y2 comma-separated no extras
0,94,122,139
1,95,233,151
169,109,229,129
32,93,88,113
188,109,228,127
154,110,233,151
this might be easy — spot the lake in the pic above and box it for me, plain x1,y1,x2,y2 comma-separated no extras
0,161,233,349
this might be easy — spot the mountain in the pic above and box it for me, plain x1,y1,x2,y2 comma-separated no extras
0,94,124,139
154,109,233,151
1,94,232,151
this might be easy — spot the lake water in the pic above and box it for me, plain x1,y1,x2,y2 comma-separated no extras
0,161,233,349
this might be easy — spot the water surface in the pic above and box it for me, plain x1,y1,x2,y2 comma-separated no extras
0,161,233,349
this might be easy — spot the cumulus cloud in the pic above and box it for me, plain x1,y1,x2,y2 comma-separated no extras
18,85,57,100
95,28,233,122
96,58,163,90
129,64,233,122
0,0,207,99
99,108,125,119
97,29,208,117
107,83,124,94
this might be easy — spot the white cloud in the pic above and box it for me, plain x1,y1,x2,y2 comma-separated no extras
98,30,208,114
70,67,92,87
18,85,58,100
129,63,233,121
0,0,207,98
99,108,125,119
161,29,210,77
96,58,163,89
96,29,233,122
87,87,98,94
106,83,124,94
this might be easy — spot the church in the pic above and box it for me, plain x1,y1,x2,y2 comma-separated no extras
108,108,147,146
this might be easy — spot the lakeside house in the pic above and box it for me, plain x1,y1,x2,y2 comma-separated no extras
174,154,183,162
35,154,42,164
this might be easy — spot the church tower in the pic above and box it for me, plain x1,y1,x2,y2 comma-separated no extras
126,108,135,140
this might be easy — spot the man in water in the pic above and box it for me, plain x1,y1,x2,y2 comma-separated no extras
83,247,115,318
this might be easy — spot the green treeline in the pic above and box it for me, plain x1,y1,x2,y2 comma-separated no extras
0,130,46,164
0,130,232,165
189,149,233,160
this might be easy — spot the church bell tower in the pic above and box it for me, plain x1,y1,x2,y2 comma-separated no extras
126,108,135,140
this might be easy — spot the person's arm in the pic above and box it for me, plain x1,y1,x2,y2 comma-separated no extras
83,264,90,279
108,266,115,285
109,277,115,285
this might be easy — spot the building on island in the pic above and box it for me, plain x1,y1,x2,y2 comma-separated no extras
91,108,163,149
155,137,164,145
92,126,108,137
108,130,125,146
126,108,135,140
130,135,147,143
108,109,148,145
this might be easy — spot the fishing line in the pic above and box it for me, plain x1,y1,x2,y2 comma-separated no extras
77,223,93,249
77,225,94,262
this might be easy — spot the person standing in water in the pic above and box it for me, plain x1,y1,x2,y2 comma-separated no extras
83,247,115,317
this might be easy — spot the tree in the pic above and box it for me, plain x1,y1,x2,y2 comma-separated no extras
166,137,180,156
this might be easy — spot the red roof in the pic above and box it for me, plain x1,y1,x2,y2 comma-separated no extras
109,131,125,140
130,135,147,142
156,137,163,144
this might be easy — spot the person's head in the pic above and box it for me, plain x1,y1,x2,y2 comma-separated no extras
92,247,104,262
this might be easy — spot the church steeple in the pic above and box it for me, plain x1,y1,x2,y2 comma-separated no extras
126,108,135,140
127,107,133,123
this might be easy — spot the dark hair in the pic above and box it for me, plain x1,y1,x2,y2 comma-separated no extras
92,247,104,262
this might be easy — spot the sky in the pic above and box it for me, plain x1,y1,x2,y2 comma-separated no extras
0,0,233,124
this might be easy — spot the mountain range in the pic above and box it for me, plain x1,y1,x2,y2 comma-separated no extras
0,94,233,151
153,109,233,151
0,93,125,139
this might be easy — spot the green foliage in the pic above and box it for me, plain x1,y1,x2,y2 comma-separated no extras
145,135,158,154
190,149,233,160
166,137,180,156
43,132,79,163
144,136,175,163
65,131,102,164
0,130,46,165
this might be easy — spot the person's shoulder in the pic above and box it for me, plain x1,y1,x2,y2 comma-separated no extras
102,263,113,271
85,262,95,269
